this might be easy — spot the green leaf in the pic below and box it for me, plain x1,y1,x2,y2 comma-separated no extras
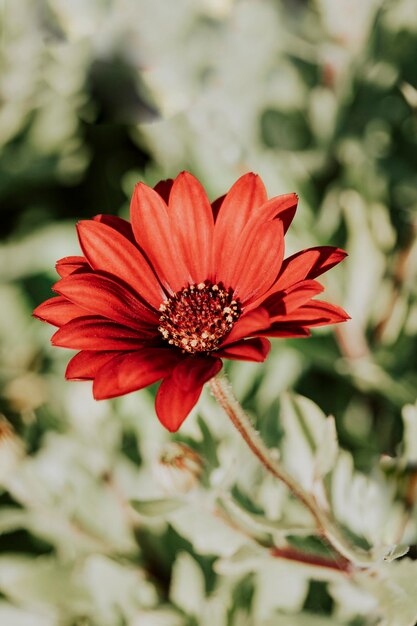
0,555,88,611
0,602,55,626
314,415,339,480
262,613,346,626
280,393,339,489
197,416,219,469
253,560,309,618
218,495,317,539
402,402,417,463
171,505,247,557
382,544,410,562
358,559,417,626
82,554,157,622
130,497,185,518
215,545,267,576
170,552,206,616
0,508,28,535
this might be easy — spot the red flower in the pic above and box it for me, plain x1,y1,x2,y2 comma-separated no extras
34,172,349,431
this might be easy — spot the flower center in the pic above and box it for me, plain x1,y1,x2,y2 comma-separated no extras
158,282,241,354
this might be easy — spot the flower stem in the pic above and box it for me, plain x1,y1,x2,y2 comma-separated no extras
209,375,373,568
270,545,352,574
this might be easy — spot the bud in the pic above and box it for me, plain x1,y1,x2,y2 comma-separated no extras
5,372,46,413
153,442,203,494
0,416,25,485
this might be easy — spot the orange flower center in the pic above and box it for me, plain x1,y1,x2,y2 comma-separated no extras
158,282,241,354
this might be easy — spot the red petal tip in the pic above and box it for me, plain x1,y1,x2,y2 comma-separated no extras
32,310,46,322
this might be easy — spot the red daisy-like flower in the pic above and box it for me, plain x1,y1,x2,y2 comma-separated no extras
34,172,349,431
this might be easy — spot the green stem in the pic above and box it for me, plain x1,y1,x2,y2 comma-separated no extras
209,375,374,568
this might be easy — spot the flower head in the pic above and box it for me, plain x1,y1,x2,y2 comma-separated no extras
153,442,203,494
34,172,349,431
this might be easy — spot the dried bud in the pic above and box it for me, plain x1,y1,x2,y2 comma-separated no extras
5,373,47,413
0,416,25,484
153,442,203,494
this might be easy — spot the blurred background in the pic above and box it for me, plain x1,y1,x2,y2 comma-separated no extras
1,0,417,624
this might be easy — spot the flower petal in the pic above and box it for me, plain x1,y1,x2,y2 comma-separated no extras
52,316,154,350
271,301,350,326
56,256,89,278
76,220,164,309
211,194,226,221
216,337,271,362
93,214,135,243
155,357,222,432
274,247,347,292
130,183,190,293
220,308,270,346
214,173,267,279
168,172,214,284
65,350,118,380
263,279,324,316
257,324,311,338
93,348,180,400
33,296,87,327
229,220,285,304
253,193,298,232
153,178,174,203
54,273,158,329
246,246,347,312
156,380,201,433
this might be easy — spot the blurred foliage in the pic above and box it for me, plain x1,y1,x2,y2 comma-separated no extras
1,0,417,623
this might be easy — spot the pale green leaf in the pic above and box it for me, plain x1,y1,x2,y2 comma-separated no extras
170,552,206,616
130,497,185,518
218,495,316,539
402,402,417,463
0,556,88,612
382,544,410,562
82,554,157,624
314,415,339,480
170,505,247,557
358,559,417,626
0,602,56,626
253,560,309,619
0,508,28,535
261,613,346,626
280,393,338,489
215,544,267,576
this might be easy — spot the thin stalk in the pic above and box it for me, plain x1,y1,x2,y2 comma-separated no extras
209,375,374,568
270,546,352,574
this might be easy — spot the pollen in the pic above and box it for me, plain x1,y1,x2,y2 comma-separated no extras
158,282,241,354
